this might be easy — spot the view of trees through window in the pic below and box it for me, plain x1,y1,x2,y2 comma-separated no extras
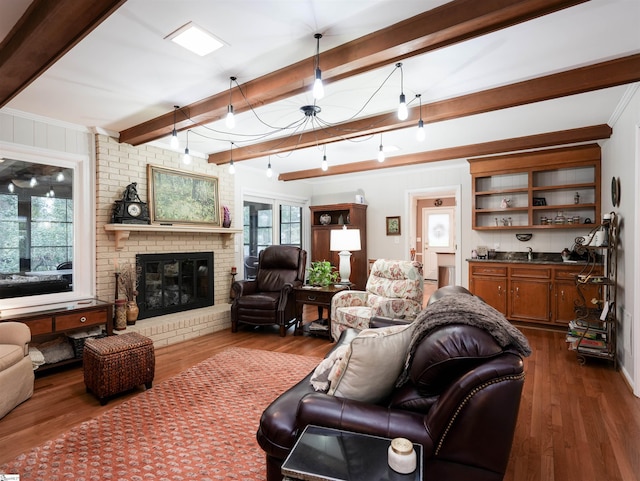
0,158,73,298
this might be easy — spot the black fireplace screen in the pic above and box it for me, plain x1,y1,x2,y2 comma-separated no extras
136,252,214,319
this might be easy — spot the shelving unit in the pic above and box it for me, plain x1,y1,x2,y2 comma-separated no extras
468,144,601,230
566,213,618,368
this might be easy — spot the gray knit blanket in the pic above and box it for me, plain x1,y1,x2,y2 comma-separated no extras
396,294,532,386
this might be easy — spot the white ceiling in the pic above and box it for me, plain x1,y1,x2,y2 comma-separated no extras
2,0,640,180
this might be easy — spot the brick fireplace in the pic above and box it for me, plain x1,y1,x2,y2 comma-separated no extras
95,134,236,347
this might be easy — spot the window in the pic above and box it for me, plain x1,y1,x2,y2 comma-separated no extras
0,152,93,308
280,205,301,246
242,196,305,279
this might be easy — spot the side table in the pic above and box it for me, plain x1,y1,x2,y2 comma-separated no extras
294,284,350,340
282,425,423,481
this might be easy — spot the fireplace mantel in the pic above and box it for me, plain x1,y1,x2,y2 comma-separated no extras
104,224,242,250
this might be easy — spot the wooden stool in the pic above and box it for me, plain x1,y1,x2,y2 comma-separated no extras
83,332,155,405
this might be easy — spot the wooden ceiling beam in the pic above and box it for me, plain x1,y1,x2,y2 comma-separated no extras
209,53,640,165
119,0,587,146
0,0,127,107
277,124,613,181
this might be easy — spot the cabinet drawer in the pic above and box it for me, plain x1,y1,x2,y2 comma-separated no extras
554,266,600,280
23,316,54,336
510,267,551,279
55,309,107,331
470,265,507,277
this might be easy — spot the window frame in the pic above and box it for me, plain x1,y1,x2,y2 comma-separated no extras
0,142,95,312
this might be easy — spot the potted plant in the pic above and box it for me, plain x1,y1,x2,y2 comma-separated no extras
307,260,339,287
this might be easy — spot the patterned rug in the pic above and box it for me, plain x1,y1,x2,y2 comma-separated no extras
1,348,321,481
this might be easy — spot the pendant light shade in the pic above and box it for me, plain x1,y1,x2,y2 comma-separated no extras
266,157,273,177
377,134,385,163
312,34,324,100
396,63,408,121
226,77,236,129
228,142,236,174
170,105,180,149
183,130,192,164
415,94,425,141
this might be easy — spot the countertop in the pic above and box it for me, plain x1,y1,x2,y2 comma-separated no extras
466,251,596,265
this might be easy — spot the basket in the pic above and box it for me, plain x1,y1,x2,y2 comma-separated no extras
69,332,107,359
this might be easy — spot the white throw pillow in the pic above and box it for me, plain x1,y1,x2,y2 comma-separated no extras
328,322,416,403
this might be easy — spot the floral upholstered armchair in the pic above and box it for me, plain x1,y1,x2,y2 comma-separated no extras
330,259,423,341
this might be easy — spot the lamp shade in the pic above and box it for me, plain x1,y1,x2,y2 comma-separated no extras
330,227,361,252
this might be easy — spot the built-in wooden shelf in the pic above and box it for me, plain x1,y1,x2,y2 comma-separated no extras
104,224,242,250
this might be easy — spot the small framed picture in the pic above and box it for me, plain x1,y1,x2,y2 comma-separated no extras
532,197,547,206
386,216,401,236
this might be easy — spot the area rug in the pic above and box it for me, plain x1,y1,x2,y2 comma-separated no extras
0,347,321,481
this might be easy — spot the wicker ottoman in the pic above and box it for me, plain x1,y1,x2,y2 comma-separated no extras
83,332,155,405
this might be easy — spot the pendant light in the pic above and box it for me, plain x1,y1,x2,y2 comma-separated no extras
396,63,408,121
48,185,55,197
226,77,236,129
8,182,14,193
415,94,425,142
170,105,180,149
266,157,273,177
183,130,192,164
377,134,385,163
312,34,324,100
321,145,328,171
228,142,235,174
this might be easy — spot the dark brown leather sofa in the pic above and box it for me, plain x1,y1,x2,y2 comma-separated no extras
257,286,527,480
231,245,306,337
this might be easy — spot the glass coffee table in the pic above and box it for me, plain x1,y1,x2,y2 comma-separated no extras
281,425,423,481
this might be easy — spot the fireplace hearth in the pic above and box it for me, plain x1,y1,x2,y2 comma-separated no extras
136,252,214,319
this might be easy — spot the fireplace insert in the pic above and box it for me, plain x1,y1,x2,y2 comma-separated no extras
136,252,214,319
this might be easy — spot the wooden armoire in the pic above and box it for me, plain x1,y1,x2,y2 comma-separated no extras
309,203,368,290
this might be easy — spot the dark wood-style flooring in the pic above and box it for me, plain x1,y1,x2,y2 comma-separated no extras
1,306,639,481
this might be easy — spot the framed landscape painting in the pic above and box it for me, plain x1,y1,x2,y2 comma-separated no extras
147,165,220,226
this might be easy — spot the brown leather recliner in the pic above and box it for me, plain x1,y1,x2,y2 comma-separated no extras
257,287,527,481
231,245,307,337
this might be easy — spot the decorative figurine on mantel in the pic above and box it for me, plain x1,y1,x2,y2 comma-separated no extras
112,182,151,224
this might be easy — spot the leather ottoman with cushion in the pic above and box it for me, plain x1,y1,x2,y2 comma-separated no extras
83,332,155,405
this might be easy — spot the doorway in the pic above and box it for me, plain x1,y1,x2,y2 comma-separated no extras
407,187,460,289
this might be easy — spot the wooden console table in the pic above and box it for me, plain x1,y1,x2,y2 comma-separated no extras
0,299,113,372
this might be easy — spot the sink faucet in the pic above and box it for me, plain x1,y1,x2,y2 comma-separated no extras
527,247,533,261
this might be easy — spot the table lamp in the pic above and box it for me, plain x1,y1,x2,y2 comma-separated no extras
330,226,361,284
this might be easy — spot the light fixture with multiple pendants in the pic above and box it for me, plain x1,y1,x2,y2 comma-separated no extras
169,34,423,176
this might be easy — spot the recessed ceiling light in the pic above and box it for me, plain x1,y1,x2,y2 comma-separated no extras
166,22,224,56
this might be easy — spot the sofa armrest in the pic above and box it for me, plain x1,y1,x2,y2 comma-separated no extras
296,392,432,451
369,316,412,328
0,321,32,356
330,290,367,319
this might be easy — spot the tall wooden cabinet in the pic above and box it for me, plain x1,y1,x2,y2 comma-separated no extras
309,203,367,290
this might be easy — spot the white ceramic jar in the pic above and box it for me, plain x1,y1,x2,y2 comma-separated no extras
388,437,417,474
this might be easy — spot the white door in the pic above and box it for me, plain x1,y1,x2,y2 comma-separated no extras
422,207,455,280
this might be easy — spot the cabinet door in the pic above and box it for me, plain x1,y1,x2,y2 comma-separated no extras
554,281,601,325
470,277,507,315
510,279,550,322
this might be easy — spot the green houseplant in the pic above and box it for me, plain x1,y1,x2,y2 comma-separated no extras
307,260,339,287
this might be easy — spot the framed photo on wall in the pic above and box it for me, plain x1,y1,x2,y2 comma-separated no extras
147,165,220,226
386,216,401,236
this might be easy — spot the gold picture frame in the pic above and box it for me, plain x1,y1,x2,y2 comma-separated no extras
386,216,401,236
147,165,220,226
